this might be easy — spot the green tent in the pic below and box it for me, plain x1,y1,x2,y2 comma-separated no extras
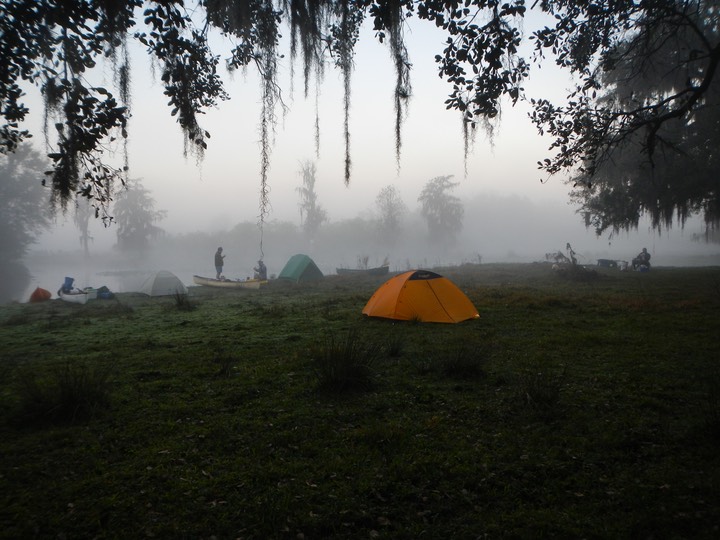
278,254,324,283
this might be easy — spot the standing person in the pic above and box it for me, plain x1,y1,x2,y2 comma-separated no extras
215,247,225,279
566,242,577,265
254,259,267,280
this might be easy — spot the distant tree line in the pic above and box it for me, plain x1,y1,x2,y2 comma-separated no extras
0,145,52,302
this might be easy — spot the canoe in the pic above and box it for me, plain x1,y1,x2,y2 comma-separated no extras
58,289,89,304
192,275,268,289
336,265,389,276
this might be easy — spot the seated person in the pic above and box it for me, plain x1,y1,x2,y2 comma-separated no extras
632,247,651,269
253,259,267,280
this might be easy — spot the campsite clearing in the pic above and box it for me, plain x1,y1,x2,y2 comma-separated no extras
1,263,719,538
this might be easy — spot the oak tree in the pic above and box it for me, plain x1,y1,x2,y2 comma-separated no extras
1,1,717,232
562,0,720,234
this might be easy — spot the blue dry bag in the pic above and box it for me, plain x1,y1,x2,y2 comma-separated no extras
62,276,75,293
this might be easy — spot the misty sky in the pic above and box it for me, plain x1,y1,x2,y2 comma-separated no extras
17,11,717,261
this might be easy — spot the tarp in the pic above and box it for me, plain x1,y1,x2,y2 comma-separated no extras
362,270,479,323
139,270,187,296
277,254,324,283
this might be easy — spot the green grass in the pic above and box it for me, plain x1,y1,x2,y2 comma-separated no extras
1,263,719,538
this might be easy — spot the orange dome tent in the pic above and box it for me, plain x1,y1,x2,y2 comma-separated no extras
362,270,479,323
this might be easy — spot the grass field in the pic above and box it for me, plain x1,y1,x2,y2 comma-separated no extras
1,263,719,539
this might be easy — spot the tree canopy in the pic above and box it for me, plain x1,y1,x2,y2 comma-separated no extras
564,0,720,235
1,0,718,232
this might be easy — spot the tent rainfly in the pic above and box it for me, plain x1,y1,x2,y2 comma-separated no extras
362,270,479,323
277,254,324,283
139,270,187,296
29,287,52,303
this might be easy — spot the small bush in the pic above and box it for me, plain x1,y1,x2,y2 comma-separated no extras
213,351,236,378
515,366,566,417
16,361,113,424
421,344,488,380
109,299,134,316
553,264,599,282
311,330,382,393
443,344,488,379
385,334,405,357
262,303,287,318
173,291,196,311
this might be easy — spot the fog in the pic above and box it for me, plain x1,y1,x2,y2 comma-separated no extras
11,16,720,301
18,188,718,302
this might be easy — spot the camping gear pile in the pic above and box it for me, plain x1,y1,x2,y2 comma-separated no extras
27,277,115,304
57,277,90,304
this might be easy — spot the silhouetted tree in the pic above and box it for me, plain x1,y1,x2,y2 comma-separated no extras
74,197,94,259
114,180,166,253
296,160,327,242
375,185,406,246
565,1,720,236
2,1,718,231
418,175,464,245
0,144,53,302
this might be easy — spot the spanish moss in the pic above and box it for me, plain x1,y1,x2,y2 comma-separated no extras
386,0,412,170
330,1,364,185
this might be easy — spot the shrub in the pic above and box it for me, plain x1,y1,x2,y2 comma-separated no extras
16,360,113,424
173,291,196,311
515,366,566,418
213,350,236,378
553,264,599,282
385,334,405,357
311,330,382,393
109,299,134,316
443,344,488,379
418,344,488,380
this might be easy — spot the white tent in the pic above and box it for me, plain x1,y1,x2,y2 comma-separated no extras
139,270,187,297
